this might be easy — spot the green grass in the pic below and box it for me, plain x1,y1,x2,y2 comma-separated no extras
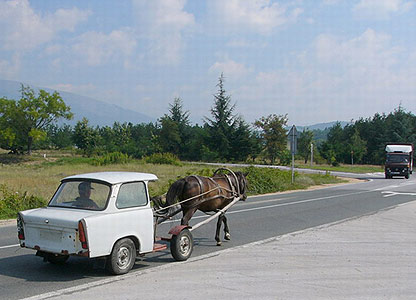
1,152,346,220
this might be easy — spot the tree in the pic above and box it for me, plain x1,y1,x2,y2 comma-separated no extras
230,117,256,162
298,128,314,163
166,97,190,127
158,117,181,154
349,128,367,164
73,118,100,156
0,85,73,154
204,73,237,160
254,114,288,164
158,97,191,157
319,122,345,165
129,123,160,158
46,124,74,149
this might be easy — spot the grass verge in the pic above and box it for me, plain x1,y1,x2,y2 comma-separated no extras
1,156,345,220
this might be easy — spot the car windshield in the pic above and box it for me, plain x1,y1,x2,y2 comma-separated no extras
386,154,409,163
48,180,111,210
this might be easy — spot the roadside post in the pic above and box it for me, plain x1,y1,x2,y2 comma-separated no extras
310,143,314,167
288,125,298,184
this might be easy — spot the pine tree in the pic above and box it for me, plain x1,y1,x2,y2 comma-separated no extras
204,73,237,160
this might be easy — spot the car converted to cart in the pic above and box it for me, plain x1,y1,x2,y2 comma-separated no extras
17,172,194,275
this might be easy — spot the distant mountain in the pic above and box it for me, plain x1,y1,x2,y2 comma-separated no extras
286,121,351,143
0,80,154,126
296,121,350,131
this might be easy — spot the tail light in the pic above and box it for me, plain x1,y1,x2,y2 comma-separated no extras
17,213,25,240
78,220,88,249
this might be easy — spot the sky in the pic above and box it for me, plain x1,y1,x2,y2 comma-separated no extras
1,0,415,126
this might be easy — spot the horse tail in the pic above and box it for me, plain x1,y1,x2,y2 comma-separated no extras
165,178,187,207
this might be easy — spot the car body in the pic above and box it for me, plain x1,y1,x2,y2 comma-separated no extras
18,172,159,273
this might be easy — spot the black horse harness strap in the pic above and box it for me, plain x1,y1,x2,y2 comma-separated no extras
189,175,205,195
184,175,234,210
224,174,238,197
213,168,241,197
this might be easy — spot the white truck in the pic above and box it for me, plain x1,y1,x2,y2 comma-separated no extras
17,172,193,275
385,143,414,179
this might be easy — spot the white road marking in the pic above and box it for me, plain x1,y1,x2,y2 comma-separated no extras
382,191,416,198
0,244,19,249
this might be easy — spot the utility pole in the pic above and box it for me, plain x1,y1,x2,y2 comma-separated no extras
310,143,314,167
288,125,298,184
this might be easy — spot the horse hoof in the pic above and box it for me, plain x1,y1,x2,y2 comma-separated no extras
224,233,231,240
216,241,222,246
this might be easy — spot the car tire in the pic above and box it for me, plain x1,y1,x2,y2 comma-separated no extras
106,238,136,275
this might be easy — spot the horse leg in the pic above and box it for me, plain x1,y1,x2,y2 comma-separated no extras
181,207,198,226
222,214,231,241
215,213,227,246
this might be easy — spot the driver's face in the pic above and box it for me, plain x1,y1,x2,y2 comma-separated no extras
80,188,91,197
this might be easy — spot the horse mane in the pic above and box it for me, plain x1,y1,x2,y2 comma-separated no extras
165,178,187,207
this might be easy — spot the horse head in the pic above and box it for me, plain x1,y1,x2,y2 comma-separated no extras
235,171,248,201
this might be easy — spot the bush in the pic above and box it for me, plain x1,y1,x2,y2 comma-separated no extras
144,153,182,166
0,184,47,219
243,166,293,194
91,151,131,166
243,166,341,195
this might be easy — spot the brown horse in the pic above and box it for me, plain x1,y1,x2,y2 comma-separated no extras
164,170,248,245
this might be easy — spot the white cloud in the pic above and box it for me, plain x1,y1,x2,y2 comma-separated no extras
46,7,90,32
72,30,137,66
132,0,195,64
353,0,414,19
314,29,400,72
0,0,89,51
226,38,268,49
232,29,416,125
208,0,302,35
322,0,342,5
0,54,21,79
209,59,251,79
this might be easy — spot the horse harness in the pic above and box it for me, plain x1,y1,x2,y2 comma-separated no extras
186,173,240,209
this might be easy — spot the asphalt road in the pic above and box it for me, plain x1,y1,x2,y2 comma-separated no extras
1,173,416,300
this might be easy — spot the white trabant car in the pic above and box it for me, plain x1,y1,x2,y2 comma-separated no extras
17,172,193,275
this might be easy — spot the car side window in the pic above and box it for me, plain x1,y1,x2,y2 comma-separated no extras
116,182,148,209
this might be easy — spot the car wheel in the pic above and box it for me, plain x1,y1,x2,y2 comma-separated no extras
106,238,136,275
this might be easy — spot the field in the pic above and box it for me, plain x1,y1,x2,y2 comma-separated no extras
0,151,346,219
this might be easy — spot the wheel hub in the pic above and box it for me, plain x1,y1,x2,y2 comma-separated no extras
117,246,130,269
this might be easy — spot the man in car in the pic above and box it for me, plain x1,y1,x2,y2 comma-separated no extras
73,182,99,209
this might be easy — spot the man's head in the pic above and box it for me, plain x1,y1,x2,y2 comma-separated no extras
78,182,93,197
